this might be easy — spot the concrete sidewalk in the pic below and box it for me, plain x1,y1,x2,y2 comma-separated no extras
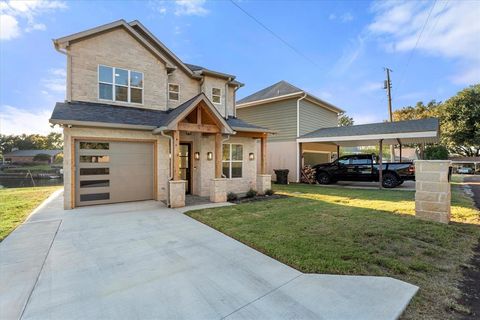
1,192,418,319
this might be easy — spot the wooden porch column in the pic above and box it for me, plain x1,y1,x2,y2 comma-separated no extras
379,139,383,189
172,130,180,180
260,136,267,174
215,133,222,178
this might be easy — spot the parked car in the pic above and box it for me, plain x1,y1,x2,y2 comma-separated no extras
313,154,415,188
457,167,473,174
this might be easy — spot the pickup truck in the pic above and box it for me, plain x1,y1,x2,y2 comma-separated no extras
313,154,415,188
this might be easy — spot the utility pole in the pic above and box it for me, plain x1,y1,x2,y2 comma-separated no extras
384,67,395,162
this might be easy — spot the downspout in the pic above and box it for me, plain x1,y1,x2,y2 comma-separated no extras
54,41,71,102
296,93,307,182
233,85,241,118
221,134,231,178
225,77,233,118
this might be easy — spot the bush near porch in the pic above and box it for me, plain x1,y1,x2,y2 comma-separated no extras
186,182,480,319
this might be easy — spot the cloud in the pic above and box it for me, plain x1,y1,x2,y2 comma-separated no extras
0,14,20,40
368,0,480,85
149,0,208,17
0,0,67,40
0,105,60,135
329,12,354,23
42,68,66,94
174,0,208,16
333,36,365,75
358,81,382,93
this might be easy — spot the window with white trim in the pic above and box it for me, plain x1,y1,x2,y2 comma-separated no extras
222,144,243,178
98,65,143,104
212,87,221,104
168,84,179,101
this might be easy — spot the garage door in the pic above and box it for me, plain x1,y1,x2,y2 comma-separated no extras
75,141,154,207
304,152,330,166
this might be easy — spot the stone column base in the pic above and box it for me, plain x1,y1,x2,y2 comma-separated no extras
257,174,272,195
169,180,186,208
414,160,451,224
210,178,227,203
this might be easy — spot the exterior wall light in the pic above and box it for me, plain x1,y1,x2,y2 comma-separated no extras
207,152,213,161
249,153,255,161
194,152,200,160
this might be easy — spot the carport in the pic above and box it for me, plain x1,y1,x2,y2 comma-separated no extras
297,118,440,188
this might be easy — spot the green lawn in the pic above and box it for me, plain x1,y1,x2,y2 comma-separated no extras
0,186,61,241
187,182,480,319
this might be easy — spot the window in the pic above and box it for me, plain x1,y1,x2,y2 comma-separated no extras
337,157,350,165
351,157,372,165
168,84,179,101
222,144,243,178
98,65,143,104
80,168,110,175
80,142,109,150
80,180,110,188
79,156,110,163
80,193,110,202
212,87,221,104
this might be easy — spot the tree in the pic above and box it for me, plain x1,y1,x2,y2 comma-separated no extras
441,84,480,157
392,100,442,121
0,132,63,155
424,145,449,160
338,112,354,126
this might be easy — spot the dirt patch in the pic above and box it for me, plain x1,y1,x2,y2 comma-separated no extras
229,194,288,204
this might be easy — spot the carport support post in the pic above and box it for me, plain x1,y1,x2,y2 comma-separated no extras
337,145,340,159
379,139,383,189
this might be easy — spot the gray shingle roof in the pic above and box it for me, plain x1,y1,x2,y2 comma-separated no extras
185,63,204,72
5,149,62,157
50,99,271,133
237,80,303,104
300,118,440,139
226,116,272,132
50,101,170,128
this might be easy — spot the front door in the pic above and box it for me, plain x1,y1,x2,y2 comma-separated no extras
179,143,192,194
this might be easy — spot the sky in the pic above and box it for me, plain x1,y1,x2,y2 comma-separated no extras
0,0,479,135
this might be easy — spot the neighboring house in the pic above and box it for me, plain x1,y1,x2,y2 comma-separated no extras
49,20,273,209
236,81,343,182
3,150,62,164
449,156,480,174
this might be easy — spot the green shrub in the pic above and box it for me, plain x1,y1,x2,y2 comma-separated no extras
424,145,449,160
246,188,257,198
265,189,275,196
33,153,52,162
227,192,238,202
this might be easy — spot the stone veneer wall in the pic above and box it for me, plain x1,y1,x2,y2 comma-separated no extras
415,160,451,224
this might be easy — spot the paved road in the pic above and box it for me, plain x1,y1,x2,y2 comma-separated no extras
1,192,418,320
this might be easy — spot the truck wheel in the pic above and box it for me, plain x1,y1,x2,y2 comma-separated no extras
382,172,399,188
317,172,331,184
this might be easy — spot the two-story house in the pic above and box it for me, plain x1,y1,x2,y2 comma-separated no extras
49,20,273,209
236,81,344,182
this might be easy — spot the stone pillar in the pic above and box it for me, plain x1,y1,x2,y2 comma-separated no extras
210,178,227,203
415,160,451,224
169,180,186,208
257,174,272,195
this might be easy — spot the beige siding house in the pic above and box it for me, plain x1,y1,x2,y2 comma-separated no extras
237,81,343,182
50,20,273,209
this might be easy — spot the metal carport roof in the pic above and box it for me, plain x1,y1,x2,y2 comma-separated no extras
297,118,440,147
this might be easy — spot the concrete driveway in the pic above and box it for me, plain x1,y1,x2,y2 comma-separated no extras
1,192,418,320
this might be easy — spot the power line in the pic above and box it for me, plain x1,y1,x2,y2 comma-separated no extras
229,0,321,68
396,0,438,92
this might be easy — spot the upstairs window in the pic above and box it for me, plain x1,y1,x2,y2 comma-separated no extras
168,84,179,101
222,144,243,178
212,87,221,104
98,65,143,104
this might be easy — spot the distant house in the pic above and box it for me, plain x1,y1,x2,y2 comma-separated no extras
236,81,344,182
4,150,62,164
449,156,480,173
